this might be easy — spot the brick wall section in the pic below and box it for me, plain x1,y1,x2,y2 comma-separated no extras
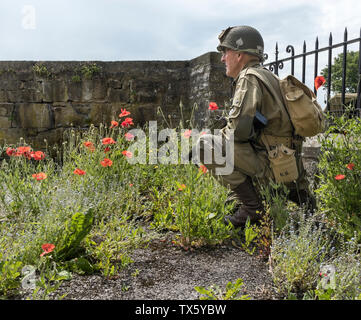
0,52,229,149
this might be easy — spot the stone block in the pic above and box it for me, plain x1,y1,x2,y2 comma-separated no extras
0,128,25,145
38,80,67,102
53,103,85,127
67,81,82,102
16,103,53,129
82,80,93,101
0,116,12,128
108,88,127,103
92,79,107,100
0,103,14,117
89,103,112,126
28,128,65,150
0,91,7,102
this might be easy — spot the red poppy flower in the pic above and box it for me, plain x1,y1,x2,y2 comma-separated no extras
183,129,192,138
346,163,355,170
40,243,55,257
102,137,116,145
122,150,133,158
129,183,134,187
124,132,135,141
208,102,219,111
6,147,16,156
15,146,32,158
199,164,208,173
16,146,31,154
334,174,345,180
104,147,111,153
119,108,131,118
178,184,186,191
83,141,94,148
30,151,45,161
315,76,326,90
32,172,47,181
73,168,86,175
100,158,113,167
110,120,119,128
121,117,134,128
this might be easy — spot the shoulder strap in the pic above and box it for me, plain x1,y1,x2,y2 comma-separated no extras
246,68,296,137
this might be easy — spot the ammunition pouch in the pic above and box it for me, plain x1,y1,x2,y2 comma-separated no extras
261,134,299,183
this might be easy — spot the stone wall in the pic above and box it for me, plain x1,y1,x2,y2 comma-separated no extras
0,52,229,149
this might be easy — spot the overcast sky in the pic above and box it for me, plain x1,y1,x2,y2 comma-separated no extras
0,0,360,62
0,0,360,99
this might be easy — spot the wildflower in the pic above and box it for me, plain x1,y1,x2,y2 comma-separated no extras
346,163,355,170
129,183,134,187
334,174,345,180
40,243,55,257
208,102,219,111
119,108,131,118
30,151,45,161
178,184,186,191
183,129,192,139
83,141,94,148
199,164,208,173
104,146,111,153
32,172,47,181
15,146,32,158
124,132,135,141
83,141,95,152
122,150,133,158
121,117,134,128
6,147,15,156
315,76,326,90
110,120,119,128
16,146,31,154
101,158,113,167
73,168,86,175
102,137,116,145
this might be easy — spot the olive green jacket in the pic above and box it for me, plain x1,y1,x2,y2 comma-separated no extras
222,61,293,147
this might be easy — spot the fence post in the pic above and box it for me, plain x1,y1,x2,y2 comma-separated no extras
302,41,306,83
286,45,295,76
357,28,361,109
341,28,348,106
327,33,333,111
314,37,319,95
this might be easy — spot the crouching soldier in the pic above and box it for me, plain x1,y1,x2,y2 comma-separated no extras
194,25,315,228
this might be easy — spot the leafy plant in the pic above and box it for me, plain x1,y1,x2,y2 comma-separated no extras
0,256,22,297
32,63,51,78
316,108,361,241
81,63,101,79
241,217,259,255
56,209,95,261
195,278,251,300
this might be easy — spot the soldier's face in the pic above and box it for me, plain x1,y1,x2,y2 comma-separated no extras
221,49,243,78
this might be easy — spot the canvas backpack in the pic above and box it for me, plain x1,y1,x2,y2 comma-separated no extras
248,68,326,138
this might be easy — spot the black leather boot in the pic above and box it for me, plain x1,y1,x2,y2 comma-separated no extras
224,176,264,228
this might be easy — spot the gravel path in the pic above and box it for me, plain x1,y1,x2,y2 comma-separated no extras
44,236,277,300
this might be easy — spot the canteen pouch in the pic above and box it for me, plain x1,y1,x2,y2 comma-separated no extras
268,144,299,183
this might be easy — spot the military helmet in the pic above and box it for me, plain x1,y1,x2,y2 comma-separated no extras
217,25,264,62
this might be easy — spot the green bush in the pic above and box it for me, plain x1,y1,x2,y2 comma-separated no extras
316,109,361,240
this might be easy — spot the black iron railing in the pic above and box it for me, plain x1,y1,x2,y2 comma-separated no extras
263,28,361,112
